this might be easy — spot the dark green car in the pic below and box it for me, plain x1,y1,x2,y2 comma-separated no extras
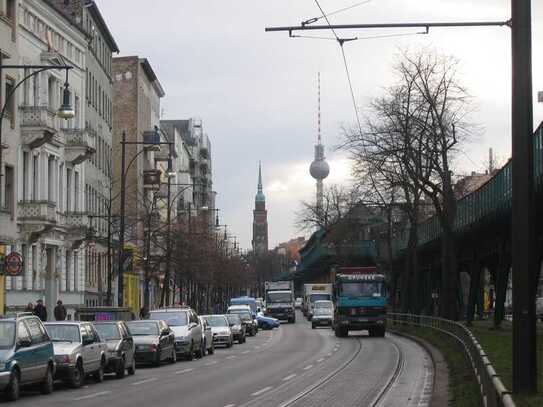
0,313,55,401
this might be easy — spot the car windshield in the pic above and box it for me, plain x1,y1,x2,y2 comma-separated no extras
229,310,252,321
127,322,159,336
205,316,228,327
266,292,292,303
310,294,331,302
314,307,332,316
46,324,81,343
314,301,332,309
226,314,241,325
339,282,384,297
0,321,15,348
148,311,188,326
94,324,121,340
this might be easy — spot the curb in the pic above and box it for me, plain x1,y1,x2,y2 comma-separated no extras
389,328,450,407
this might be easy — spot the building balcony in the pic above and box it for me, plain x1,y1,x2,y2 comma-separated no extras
19,106,58,149
18,200,58,225
65,211,90,229
63,128,96,165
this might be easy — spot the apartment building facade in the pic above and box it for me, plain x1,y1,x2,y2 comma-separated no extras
47,0,120,307
1,0,89,315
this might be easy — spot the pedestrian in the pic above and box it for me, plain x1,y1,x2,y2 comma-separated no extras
33,299,47,321
25,302,33,313
54,300,67,321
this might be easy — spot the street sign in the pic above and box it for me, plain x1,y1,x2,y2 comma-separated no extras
4,252,23,276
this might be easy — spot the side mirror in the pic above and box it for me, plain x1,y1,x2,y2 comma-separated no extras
257,307,261,313
18,338,31,348
161,329,170,336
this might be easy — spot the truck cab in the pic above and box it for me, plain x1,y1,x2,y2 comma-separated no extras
264,281,296,323
333,267,387,338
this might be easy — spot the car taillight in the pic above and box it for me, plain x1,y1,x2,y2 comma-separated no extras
149,344,157,351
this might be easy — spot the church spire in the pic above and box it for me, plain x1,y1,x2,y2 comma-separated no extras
255,161,265,203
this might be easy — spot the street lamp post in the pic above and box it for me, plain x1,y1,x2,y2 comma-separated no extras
117,130,173,307
0,62,74,205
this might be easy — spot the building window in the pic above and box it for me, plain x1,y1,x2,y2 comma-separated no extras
4,77,15,127
4,166,14,217
66,168,72,211
32,154,39,200
6,0,15,21
74,171,79,211
48,76,55,110
22,151,29,201
47,156,54,201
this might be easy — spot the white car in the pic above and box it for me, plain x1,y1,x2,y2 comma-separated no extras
148,307,204,360
199,316,214,355
295,298,303,309
202,315,233,348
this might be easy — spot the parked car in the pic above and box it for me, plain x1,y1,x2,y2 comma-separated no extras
202,315,233,348
198,317,214,355
0,314,55,401
256,312,280,330
227,305,258,336
311,300,334,329
295,297,303,309
126,320,176,366
148,307,204,360
45,321,108,388
226,314,246,343
93,321,136,378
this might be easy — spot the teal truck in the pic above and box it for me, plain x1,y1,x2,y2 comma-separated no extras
333,266,387,338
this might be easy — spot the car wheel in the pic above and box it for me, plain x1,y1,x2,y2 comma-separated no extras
196,340,204,358
186,343,194,361
208,342,214,355
311,323,316,329
69,360,84,388
40,365,54,395
116,356,126,379
127,357,136,375
93,361,105,382
169,348,177,364
202,340,207,357
153,348,162,367
5,370,20,401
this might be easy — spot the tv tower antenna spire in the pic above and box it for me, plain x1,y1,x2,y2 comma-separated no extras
309,72,330,216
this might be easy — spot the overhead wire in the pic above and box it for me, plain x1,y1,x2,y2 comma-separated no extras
303,0,373,26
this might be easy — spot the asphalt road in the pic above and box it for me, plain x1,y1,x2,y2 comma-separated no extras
11,312,433,407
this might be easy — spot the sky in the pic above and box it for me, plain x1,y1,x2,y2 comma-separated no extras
95,0,543,250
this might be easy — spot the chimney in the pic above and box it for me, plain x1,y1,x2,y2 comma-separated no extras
489,148,494,172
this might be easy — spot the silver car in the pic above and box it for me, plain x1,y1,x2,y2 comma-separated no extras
202,315,233,347
93,321,136,378
44,322,109,388
148,307,204,360
311,300,334,329
198,317,214,355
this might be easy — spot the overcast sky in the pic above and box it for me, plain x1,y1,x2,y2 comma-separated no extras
96,0,543,249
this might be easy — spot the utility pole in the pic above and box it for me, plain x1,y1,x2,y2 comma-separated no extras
511,0,536,394
267,3,536,393
117,131,127,307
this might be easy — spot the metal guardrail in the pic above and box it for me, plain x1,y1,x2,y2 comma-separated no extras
387,313,516,407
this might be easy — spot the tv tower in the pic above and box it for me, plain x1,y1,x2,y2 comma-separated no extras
309,72,330,214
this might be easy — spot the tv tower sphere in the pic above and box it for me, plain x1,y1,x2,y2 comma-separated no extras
310,155,330,180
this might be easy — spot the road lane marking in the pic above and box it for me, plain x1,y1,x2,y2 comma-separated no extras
175,368,194,374
254,346,261,349
224,404,236,407
317,358,324,362
242,350,250,354
326,353,332,357
74,391,111,401
226,355,237,359
282,374,297,381
303,365,314,370
251,386,273,396
131,377,158,386
205,361,218,366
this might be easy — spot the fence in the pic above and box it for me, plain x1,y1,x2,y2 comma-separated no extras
387,313,516,407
